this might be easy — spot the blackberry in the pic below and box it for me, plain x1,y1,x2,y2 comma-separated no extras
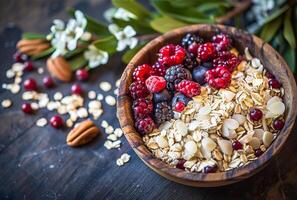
183,52,199,70
181,33,204,49
154,102,173,125
164,65,192,91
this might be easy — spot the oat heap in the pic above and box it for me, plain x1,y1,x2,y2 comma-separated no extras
142,47,286,173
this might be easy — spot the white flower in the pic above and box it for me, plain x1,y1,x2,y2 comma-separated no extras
50,10,88,57
108,24,138,51
84,45,109,68
113,8,137,21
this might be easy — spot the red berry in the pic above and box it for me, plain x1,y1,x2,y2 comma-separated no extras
133,64,154,81
176,159,186,170
145,76,166,93
23,78,37,91
50,115,64,129
132,98,153,119
203,165,218,173
254,149,263,157
22,103,33,114
212,34,232,51
43,76,55,88
158,44,186,66
71,84,83,95
13,51,28,63
232,141,243,150
135,116,155,135
249,108,263,121
188,43,199,56
265,71,275,79
197,42,216,61
152,62,167,77
212,51,240,72
129,81,150,99
273,119,284,130
175,101,185,112
175,80,201,98
268,79,281,89
24,61,34,71
76,69,89,81
205,66,231,89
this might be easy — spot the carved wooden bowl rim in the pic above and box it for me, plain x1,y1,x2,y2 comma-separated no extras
117,24,297,187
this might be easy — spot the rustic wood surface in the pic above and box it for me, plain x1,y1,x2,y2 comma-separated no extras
0,0,297,199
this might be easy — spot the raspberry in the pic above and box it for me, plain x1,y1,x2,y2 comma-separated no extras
145,76,166,93
181,33,204,49
152,62,167,76
183,52,199,70
164,65,192,91
135,116,155,135
133,64,154,81
197,42,216,62
154,102,173,125
175,80,201,98
158,44,186,66
133,98,153,119
205,66,231,89
212,33,232,51
129,81,150,99
213,51,240,72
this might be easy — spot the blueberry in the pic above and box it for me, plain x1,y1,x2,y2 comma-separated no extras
172,93,191,108
153,89,172,103
192,66,208,85
202,62,214,69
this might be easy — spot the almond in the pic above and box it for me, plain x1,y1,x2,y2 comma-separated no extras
17,39,50,56
47,56,72,82
67,120,100,147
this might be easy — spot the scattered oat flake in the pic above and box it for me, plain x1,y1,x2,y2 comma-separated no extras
54,92,63,101
116,158,124,166
97,94,104,101
36,118,47,127
105,95,116,106
114,128,123,137
105,125,114,134
101,120,109,128
115,79,121,88
66,119,74,128
104,140,113,149
11,84,20,94
121,153,131,162
38,68,44,74
88,90,96,99
1,99,12,108
99,82,112,92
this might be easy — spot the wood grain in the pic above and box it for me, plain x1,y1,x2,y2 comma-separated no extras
117,24,297,187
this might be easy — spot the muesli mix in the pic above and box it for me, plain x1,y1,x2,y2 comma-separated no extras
129,33,286,173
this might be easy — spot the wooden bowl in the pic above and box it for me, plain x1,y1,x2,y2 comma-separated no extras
117,24,297,187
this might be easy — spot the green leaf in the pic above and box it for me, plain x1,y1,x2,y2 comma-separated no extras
284,47,296,73
31,47,55,60
68,54,88,71
112,18,155,34
260,17,282,42
283,9,296,48
93,36,118,54
262,5,289,25
122,43,146,64
196,2,232,13
64,48,86,59
150,16,187,33
22,33,47,40
68,8,109,37
112,0,151,20
151,0,214,24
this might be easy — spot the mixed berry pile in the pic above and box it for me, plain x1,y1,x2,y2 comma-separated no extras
129,33,243,135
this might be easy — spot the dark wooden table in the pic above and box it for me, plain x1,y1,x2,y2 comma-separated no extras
0,1,297,199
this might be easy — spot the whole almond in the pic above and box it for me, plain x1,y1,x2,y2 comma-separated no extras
67,120,100,147
47,56,72,82
17,39,50,56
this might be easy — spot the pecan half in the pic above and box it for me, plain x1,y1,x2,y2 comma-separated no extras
17,39,50,56
67,120,100,147
47,56,72,82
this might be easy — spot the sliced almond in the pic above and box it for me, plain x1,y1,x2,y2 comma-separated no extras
262,131,273,147
218,139,233,155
